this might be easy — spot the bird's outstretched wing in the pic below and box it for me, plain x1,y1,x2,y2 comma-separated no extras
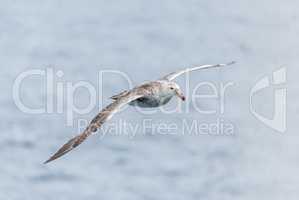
44,89,146,164
161,61,236,81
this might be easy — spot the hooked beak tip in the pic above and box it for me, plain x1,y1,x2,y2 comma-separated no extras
175,90,185,101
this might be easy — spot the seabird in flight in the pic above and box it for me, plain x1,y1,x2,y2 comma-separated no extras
44,61,235,163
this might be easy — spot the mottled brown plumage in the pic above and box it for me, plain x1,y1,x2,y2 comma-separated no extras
44,90,146,164
45,62,234,163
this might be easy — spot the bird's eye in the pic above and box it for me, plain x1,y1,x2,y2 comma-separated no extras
170,87,174,90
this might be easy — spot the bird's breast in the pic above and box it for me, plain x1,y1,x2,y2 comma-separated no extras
129,95,173,108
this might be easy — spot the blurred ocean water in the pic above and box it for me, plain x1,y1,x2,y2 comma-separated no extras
0,0,298,199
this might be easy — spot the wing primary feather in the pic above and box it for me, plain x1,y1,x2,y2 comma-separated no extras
44,91,145,164
44,129,92,164
162,61,236,81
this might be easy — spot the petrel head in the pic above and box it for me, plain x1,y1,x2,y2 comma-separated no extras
167,82,185,101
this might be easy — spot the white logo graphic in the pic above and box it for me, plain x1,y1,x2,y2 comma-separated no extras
250,68,287,133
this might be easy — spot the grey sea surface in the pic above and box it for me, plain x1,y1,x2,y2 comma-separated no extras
0,1,298,199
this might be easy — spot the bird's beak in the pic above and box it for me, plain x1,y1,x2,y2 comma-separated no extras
176,90,186,101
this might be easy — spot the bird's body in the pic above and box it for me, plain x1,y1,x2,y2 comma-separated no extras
111,80,178,108
132,95,173,108
44,61,235,163
129,81,176,108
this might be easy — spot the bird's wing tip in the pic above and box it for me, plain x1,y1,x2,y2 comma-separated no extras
43,160,51,164
43,154,60,164
43,157,56,164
